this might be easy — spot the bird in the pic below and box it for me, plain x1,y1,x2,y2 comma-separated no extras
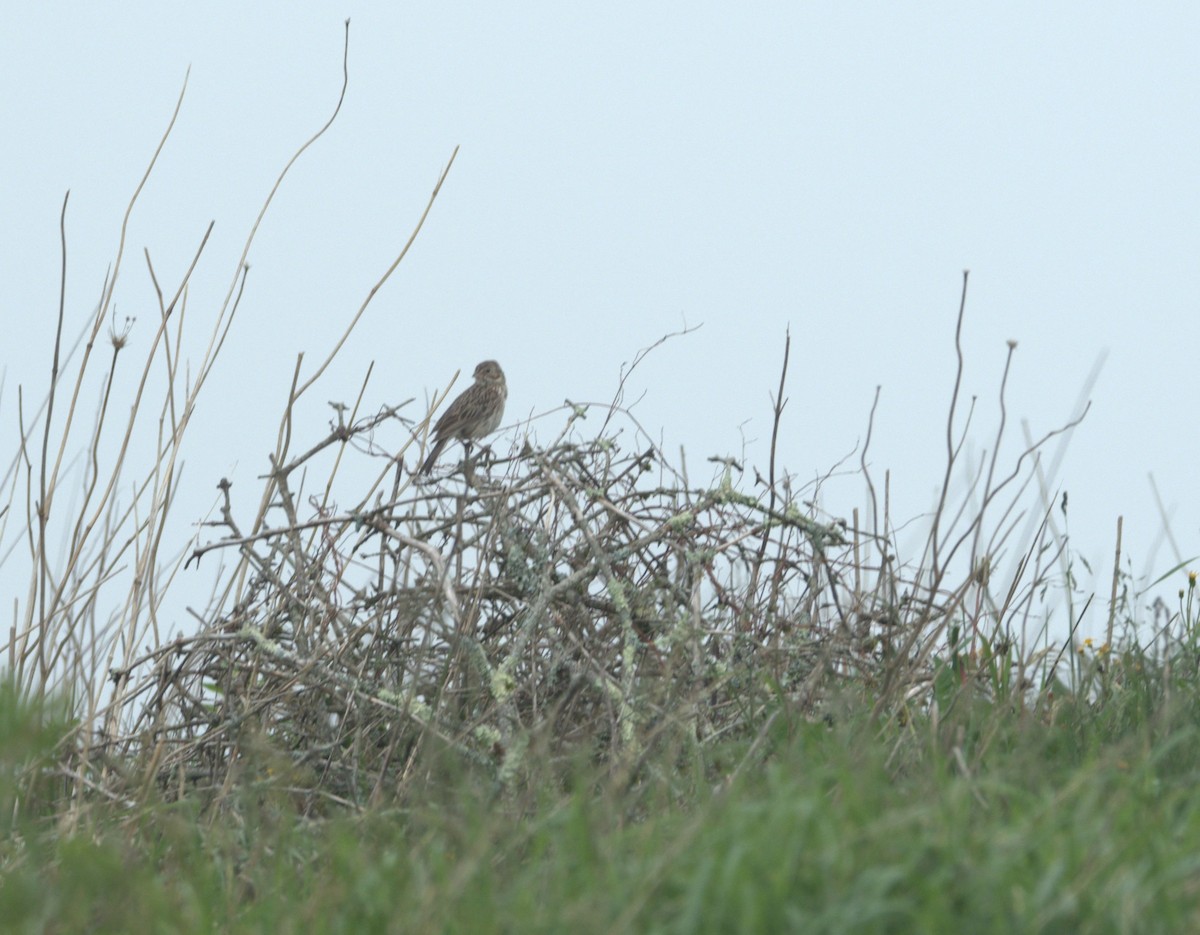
418,360,507,475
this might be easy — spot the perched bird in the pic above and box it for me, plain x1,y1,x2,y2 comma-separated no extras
418,360,507,475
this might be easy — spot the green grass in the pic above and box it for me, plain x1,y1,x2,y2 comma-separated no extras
5,647,1200,934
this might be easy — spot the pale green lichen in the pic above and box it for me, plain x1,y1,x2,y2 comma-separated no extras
491,668,516,702
497,730,529,787
608,579,630,615
666,511,694,530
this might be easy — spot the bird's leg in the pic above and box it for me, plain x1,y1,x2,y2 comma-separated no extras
463,440,475,485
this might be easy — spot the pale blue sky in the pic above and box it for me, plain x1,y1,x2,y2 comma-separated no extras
3,4,1198,643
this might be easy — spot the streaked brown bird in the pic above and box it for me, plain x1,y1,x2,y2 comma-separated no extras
418,360,507,475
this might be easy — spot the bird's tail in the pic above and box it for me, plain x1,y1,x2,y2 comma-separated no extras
418,436,449,475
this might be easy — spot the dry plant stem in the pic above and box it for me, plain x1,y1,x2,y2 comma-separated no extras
363,374,458,503
223,357,306,630
872,573,975,719
1106,515,1123,648
747,327,790,629
182,410,408,569
294,145,460,401
860,385,883,542
246,139,461,617
72,227,212,577
0,305,92,530
929,270,971,581
35,192,71,661
194,24,350,400
1044,593,1093,694
180,32,354,618
909,271,1088,658
968,340,1017,584
599,322,701,437
993,501,1060,628
141,251,193,643
40,73,188,532
143,249,181,437
412,368,464,476
371,519,463,633
60,227,215,717
1148,474,1184,567
1017,350,1105,574
19,76,191,695
10,469,160,657
968,402,1022,649
313,364,375,522
935,411,1089,615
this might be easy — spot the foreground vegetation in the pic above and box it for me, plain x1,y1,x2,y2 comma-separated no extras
4,631,1200,932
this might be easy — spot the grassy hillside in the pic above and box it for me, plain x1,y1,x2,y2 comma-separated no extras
4,634,1200,932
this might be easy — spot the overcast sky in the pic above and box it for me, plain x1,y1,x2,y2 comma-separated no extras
3,4,1198,647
